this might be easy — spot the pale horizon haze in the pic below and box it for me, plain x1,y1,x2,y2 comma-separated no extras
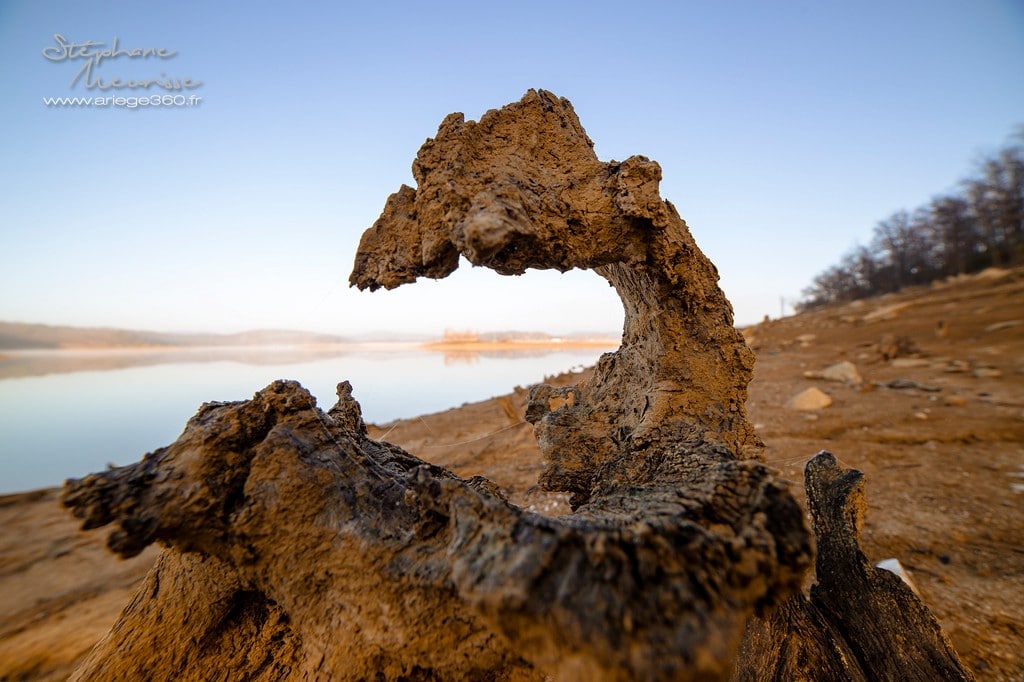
1,2,1022,337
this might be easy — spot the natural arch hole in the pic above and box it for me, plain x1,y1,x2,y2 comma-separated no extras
411,260,625,342
355,262,623,485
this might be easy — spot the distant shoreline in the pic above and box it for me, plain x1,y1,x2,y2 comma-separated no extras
0,341,616,382
0,342,418,354
0,340,622,355
0,320,622,354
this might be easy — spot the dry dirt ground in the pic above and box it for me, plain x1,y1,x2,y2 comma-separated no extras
1,268,1021,680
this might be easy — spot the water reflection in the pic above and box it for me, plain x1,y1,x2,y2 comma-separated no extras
441,350,480,366
0,346,361,380
0,345,613,494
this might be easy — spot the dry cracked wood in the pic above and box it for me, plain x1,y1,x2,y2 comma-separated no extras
732,451,974,681
351,90,764,506
64,90,817,680
65,379,810,680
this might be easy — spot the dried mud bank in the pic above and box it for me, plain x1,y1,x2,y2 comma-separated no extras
2,91,1004,680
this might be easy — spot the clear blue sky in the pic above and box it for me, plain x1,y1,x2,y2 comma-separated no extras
2,1,1022,336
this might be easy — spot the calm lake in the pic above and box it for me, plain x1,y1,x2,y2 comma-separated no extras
0,345,612,494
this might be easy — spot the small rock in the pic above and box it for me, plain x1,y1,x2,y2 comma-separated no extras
973,367,1003,379
787,387,833,410
884,378,941,392
943,395,968,407
984,320,1022,333
795,333,816,347
877,334,920,360
804,361,862,385
864,302,912,323
914,411,929,420
943,360,972,374
890,358,931,368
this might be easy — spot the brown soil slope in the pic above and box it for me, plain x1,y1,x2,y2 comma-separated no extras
1,268,1021,680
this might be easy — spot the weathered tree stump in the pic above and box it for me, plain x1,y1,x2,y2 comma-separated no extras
62,90,969,680
732,451,974,681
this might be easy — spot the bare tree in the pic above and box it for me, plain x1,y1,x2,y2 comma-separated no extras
929,195,975,276
871,211,914,291
799,132,1024,311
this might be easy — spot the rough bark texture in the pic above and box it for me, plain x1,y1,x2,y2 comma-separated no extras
732,451,975,681
351,90,764,507
64,377,809,680
60,90,966,680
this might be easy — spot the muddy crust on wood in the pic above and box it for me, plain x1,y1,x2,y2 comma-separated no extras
64,380,810,680
63,90,817,681
732,451,975,682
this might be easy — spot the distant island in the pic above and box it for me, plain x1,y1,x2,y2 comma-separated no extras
422,328,620,351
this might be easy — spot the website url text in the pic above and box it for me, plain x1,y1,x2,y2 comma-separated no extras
43,94,202,109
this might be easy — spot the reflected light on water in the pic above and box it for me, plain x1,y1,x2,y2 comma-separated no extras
0,346,612,494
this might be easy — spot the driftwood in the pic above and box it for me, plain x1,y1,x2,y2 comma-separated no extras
733,451,974,681
63,90,970,680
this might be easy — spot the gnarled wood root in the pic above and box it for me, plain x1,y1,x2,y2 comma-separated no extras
65,380,809,680
64,90,819,680
733,451,974,681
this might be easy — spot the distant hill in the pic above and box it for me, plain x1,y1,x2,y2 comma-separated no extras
0,322,351,350
0,322,621,351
